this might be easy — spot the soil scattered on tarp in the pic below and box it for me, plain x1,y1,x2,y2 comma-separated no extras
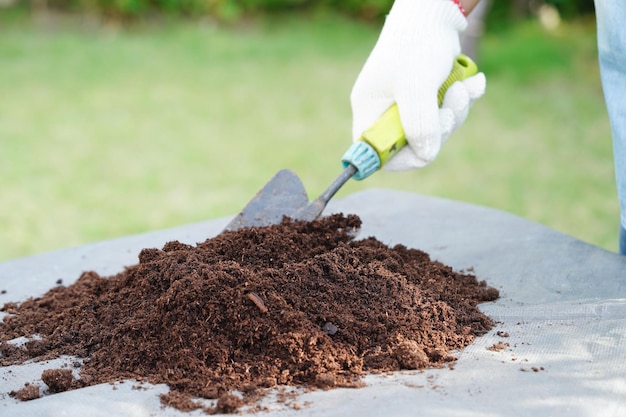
1,214,499,414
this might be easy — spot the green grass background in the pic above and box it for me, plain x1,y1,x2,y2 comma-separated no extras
0,12,617,261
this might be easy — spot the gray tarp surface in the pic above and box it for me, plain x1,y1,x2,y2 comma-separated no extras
1,189,625,417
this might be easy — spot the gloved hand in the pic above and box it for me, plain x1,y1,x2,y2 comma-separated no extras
351,0,486,171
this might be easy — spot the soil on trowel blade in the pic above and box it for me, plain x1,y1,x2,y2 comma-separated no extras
1,214,499,414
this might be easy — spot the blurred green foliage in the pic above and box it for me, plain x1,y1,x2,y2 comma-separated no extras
487,1,595,31
15,0,394,20
11,0,595,22
545,0,595,18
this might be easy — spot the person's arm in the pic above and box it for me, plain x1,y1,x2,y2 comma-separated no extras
461,0,481,15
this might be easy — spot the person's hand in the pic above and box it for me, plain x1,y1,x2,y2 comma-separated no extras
351,0,486,171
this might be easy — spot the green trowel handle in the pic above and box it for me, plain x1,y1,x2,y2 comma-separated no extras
361,54,478,168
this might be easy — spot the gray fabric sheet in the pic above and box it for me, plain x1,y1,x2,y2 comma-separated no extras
1,189,625,417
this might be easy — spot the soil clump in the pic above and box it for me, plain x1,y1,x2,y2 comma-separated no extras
1,214,499,413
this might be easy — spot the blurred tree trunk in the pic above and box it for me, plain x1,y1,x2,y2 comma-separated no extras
32,0,49,12
460,0,538,62
513,0,532,16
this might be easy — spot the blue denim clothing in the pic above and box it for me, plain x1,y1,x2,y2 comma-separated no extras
594,0,626,254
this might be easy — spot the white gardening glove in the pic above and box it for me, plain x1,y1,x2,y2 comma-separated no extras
350,0,486,171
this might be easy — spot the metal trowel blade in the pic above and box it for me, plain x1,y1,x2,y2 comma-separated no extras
223,169,310,232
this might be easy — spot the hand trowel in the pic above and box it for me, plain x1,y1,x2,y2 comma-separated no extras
224,55,478,232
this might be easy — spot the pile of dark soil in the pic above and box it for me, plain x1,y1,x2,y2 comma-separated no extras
1,214,499,414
